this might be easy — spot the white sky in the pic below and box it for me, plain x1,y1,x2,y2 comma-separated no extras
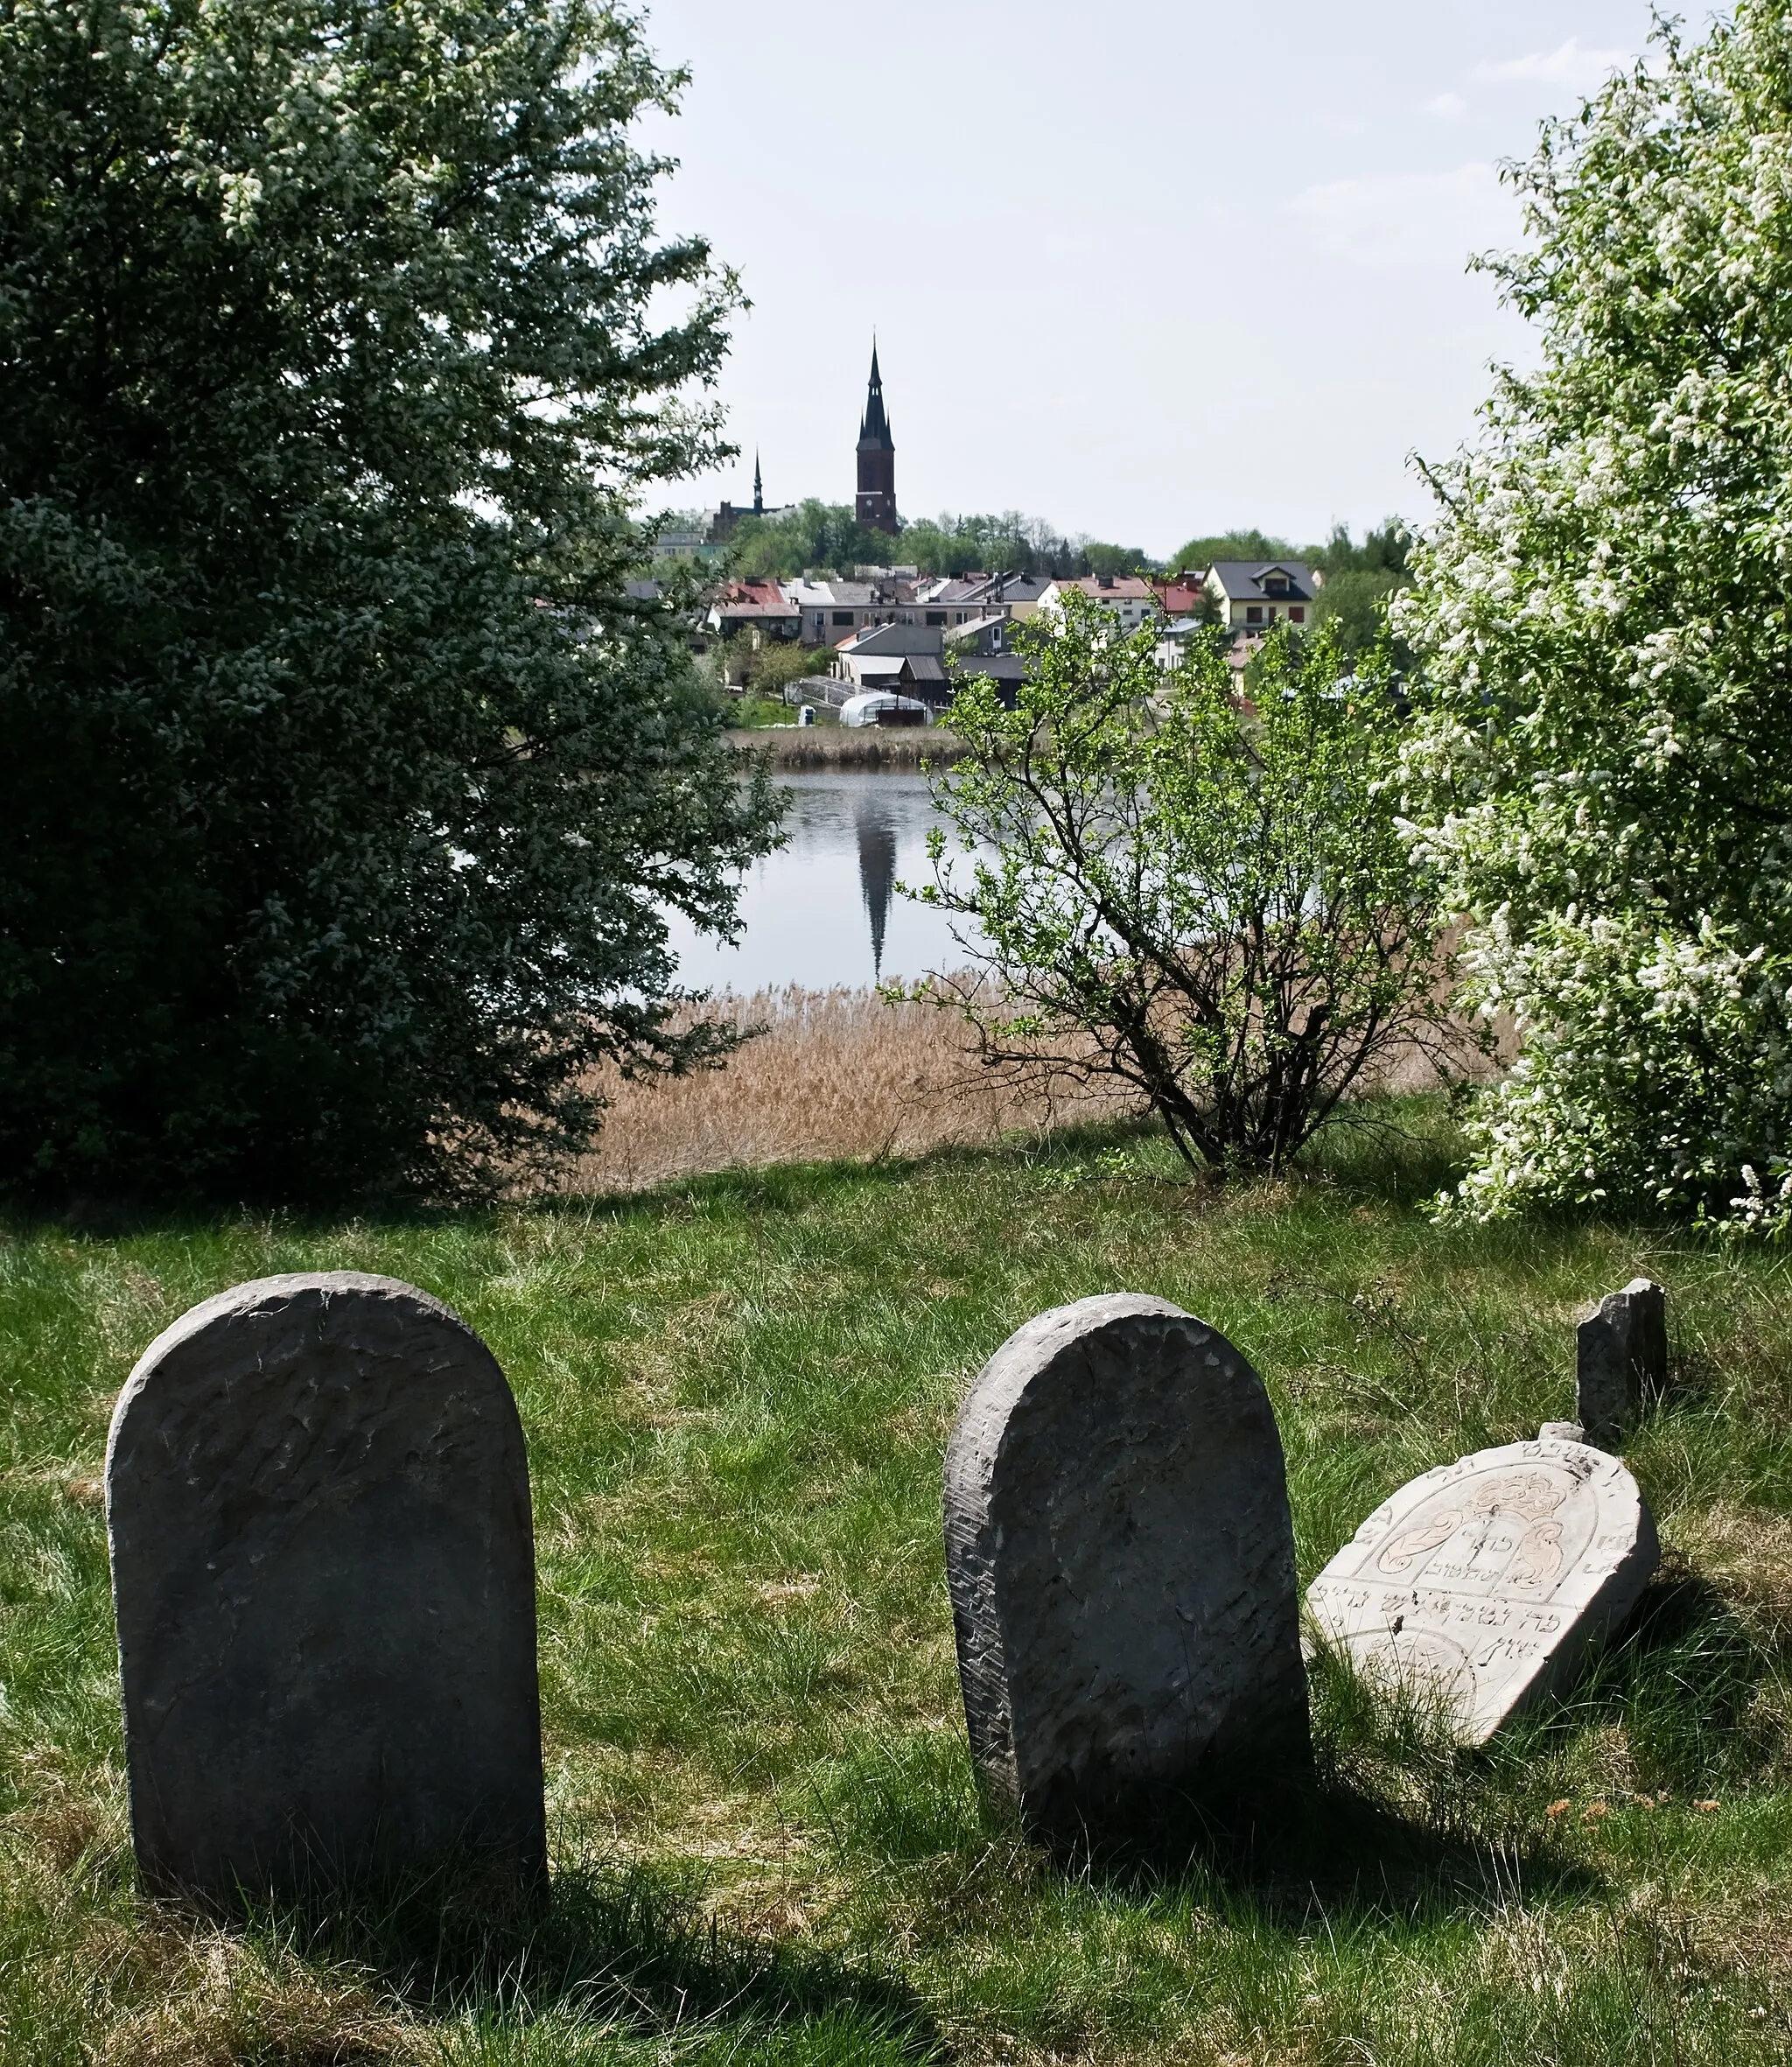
637,3,1725,558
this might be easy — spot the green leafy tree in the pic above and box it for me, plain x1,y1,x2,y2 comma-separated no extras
0,0,780,1204
712,634,827,700
1311,522,1412,661
728,502,1152,581
917,596,1461,1174
728,500,900,580
1398,3,1792,1229
1166,528,1297,576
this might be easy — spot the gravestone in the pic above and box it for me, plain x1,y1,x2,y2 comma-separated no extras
1577,1278,1667,1447
106,1273,546,1901
943,1293,1308,1840
1306,1436,1658,1745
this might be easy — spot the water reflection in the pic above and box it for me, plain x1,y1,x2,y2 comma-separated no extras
666,771,986,992
855,793,899,977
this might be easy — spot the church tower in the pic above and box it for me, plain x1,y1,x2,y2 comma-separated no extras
855,342,898,535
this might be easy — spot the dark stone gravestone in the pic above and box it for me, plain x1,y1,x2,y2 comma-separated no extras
942,1293,1308,1842
106,1272,545,1902
1577,1277,1667,1448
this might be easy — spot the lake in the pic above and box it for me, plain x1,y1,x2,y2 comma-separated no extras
667,771,985,993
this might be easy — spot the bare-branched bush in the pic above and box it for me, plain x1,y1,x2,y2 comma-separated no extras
916,599,1480,1175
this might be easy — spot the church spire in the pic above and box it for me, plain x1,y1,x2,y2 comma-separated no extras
752,450,763,516
859,340,893,450
855,335,898,535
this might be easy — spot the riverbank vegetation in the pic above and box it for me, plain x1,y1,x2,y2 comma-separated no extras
569,985,1139,1193
3,1108,1790,2062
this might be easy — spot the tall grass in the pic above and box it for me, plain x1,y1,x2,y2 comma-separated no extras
2,1106,1789,2061
570,987,1140,1193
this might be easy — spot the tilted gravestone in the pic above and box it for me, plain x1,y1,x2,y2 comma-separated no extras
1577,1278,1666,1448
943,1293,1308,1840
106,1273,545,1901
1306,1436,1658,1745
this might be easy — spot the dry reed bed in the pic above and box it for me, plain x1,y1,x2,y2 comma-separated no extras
566,986,1140,1194
565,984,1500,1195
725,727,968,769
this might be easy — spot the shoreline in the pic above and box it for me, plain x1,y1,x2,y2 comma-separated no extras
727,726,969,770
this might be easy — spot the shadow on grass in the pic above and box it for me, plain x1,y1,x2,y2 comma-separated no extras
811,1712,1601,1937
1502,1558,1792,1793
1102,1553,1792,1925
1038,1761,1606,1930
230,1852,942,2059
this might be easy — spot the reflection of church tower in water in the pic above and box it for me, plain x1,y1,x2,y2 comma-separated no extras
856,798,898,978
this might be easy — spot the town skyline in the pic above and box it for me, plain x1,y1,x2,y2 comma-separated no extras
640,0,1725,558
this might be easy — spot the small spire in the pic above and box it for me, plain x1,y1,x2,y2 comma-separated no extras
752,450,763,515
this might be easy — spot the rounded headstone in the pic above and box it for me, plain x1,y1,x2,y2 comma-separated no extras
943,1293,1309,1840
1306,1436,1659,1744
106,1273,546,1900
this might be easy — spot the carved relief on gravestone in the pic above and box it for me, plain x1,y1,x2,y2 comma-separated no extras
1577,1277,1666,1447
1306,1437,1658,1745
943,1293,1309,1840
106,1273,546,1900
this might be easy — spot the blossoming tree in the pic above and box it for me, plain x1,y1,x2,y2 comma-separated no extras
1399,2,1792,1229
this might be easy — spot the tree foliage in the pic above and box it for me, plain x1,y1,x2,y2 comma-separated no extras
0,0,780,1204
726,501,1148,582
1167,528,1297,575
919,596,1461,1174
1398,2,1792,1229
1310,521,1412,660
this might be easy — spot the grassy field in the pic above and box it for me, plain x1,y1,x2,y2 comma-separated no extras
3,1103,1790,2063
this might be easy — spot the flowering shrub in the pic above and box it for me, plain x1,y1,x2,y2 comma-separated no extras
1397,2,1792,1230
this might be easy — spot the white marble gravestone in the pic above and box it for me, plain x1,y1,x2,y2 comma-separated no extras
944,1293,1308,1839
1306,1436,1658,1744
107,1273,546,1901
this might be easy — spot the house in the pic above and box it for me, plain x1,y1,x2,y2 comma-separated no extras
1204,561,1318,634
831,622,944,690
706,580,802,642
830,617,1026,711
1153,617,1207,672
786,578,906,646
1037,574,1162,634
1151,577,1206,619
948,652,1027,708
985,573,1055,621
899,573,1054,627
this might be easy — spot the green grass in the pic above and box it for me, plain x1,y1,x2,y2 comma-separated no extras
3,1100,1791,2062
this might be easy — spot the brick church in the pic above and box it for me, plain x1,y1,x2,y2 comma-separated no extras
855,343,898,535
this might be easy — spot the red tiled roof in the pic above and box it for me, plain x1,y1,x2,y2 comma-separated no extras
1058,575,1155,599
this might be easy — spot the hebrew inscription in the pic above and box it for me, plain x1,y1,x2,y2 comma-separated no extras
1306,1436,1658,1745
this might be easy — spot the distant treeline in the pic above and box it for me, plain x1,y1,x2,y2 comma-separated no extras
716,502,1151,583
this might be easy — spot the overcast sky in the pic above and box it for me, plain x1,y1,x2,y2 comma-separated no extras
636,3,1725,557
